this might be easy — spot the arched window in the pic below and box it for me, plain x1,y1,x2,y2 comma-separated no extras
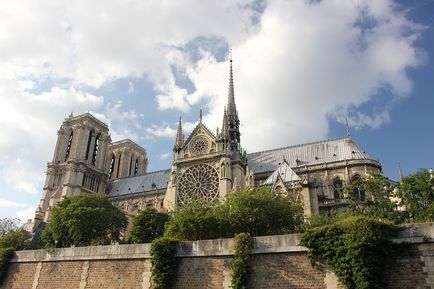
91,135,100,166
134,159,139,175
129,156,133,176
85,130,94,160
65,132,73,161
116,153,122,178
333,178,343,200
109,154,115,180
351,175,365,201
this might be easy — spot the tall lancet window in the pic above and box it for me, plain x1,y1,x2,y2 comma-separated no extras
109,154,115,179
116,153,122,178
129,156,133,176
85,130,94,160
134,159,139,175
91,135,100,166
65,132,73,161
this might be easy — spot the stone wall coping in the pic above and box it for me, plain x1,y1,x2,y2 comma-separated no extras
12,223,434,263
12,234,306,263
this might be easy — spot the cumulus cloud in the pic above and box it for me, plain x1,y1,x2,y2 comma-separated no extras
0,198,28,208
172,0,425,152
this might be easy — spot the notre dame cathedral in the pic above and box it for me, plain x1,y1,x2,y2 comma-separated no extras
33,60,381,229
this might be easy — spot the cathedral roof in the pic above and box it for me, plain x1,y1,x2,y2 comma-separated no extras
263,161,301,186
247,136,377,174
106,169,170,198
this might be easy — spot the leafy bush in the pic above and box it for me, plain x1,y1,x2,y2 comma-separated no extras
127,208,169,244
164,200,221,241
0,230,31,250
218,188,303,237
164,188,303,241
42,194,128,247
150,237,178,289
0,247,14,283
301,216,398,289
230,233,253,289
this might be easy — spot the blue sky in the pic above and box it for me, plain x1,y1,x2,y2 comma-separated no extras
0,0,433,221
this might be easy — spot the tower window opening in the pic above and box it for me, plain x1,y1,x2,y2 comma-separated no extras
116,153,122,178
134,159,139,175
85,130,94,160
109,154,115,179
91,135,100,166
129,156,133,176
65,132,73,161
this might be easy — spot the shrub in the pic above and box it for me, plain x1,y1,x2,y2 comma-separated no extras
150,237,178,289
230,233,253,289
301,216,398,289
0,247,14,283
127,208,169,244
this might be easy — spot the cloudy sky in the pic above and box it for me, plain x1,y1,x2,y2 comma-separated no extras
0,0,433,220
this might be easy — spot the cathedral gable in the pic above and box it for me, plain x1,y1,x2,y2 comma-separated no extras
182,123,217,158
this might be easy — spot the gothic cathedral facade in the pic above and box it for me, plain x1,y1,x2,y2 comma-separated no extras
33,60,382,229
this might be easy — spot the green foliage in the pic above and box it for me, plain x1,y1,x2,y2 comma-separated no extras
164,188,303,241
41,194,128,247
0,230,31,250
0,218,21,236
164,199,221,241
342,174,400,223
127,208,169,244
218,188,303,237
230,233,253,289
301,216,398,289
397,168,434,222
150,237,178,289
0,247,14,283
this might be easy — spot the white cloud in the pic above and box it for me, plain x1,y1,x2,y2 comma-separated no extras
128,81,134,94
160,152,171,160
175,0,424,152
145,123,177,138
0,198,28,208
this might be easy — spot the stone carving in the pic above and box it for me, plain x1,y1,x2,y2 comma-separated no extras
178,163,219,204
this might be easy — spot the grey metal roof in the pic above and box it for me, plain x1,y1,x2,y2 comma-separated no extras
263,161,300,185
247,136,376,174
106,169,170,198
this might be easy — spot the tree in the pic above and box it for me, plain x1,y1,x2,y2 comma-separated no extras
397,168,434,222
164,199,221,241
164,188,303,241
0,218,21,236
41,194,128,247
0,230,31,250
217,188,303,237
127,208,169,244
342,174,400,222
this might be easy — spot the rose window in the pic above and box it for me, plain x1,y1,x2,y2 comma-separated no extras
178,164,219,204
190,136,209,155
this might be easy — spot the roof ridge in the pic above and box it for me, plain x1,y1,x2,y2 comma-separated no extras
111,169,170,181
247,136,351,156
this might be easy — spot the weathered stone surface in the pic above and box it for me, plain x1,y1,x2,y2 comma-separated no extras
2,233,434,289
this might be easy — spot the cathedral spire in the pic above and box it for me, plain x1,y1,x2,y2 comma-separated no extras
174,116,184,151
226,55,241,149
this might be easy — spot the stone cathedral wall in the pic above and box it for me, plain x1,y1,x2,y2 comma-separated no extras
2,228,434,289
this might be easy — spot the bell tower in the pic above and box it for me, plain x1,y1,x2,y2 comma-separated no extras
34,113,111,225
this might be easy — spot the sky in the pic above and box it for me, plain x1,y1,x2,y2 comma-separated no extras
0,0,433,221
